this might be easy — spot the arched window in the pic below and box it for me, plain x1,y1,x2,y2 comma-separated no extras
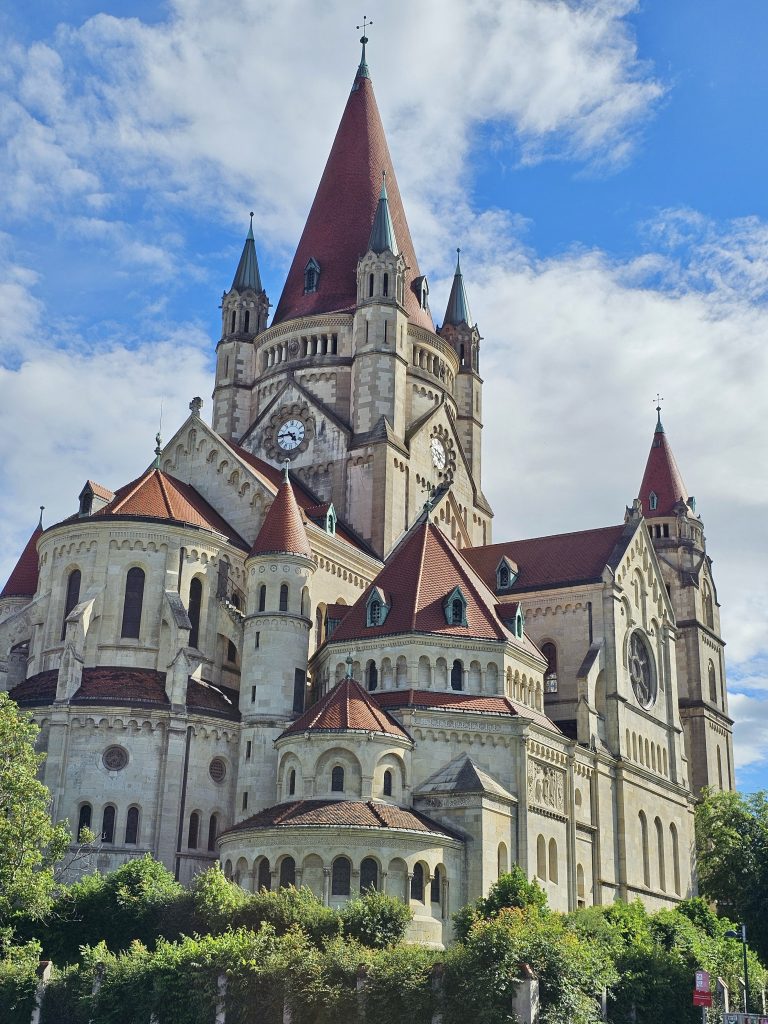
536,835,546,880
258,584,266,612
648,491,658,511
188,577,202,649
77,803,92,840
541,642,558,693
430,866,442,904
257,858,271,891
452,599,463,624
367,660,378,691
121,567,145,639
548,838,558,883
410,863,424,901
717,747,723,790
383,769,393,797
369,600,381,625
207,814,218,852
670,823,681,895
331,766,344,792
279,583,289,612
655,817,666,891
360,857,378,892
497,842,508,878
703,582,714,628
61,568,81,639
332,856,351,896
230,310,236,333
451,659,463,691
577,864,586,908
288,769,296,796
368,273,374,298
101,805,116,844
499,565,509,588
279,856,295,888
383,272,389,297
639,811,650,887
124,806,139,845
244,309,250,332
188,811,200,850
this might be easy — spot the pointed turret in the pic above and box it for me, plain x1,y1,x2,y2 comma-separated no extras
0,514,43,601
272,46,432,330
249,471,313,559
638,407,689,516
443,249,473,327
368,172,398,255
231,213,263,293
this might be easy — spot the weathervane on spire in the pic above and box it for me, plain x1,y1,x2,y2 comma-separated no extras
653,392,664,431
37,505,45,529
356,15,373,78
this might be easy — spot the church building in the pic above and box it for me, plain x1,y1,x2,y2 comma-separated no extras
0,38,734,946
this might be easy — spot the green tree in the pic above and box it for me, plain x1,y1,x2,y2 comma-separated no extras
0,693,70,942
340,887,413,948
453,866,547,941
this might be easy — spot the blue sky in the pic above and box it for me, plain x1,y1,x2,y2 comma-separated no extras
0,1,766,790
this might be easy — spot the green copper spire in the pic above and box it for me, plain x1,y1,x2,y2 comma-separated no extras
368,171,398,255
231,212,263,292
442,248,473,327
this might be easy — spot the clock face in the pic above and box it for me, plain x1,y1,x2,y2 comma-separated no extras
430,437,446,469
277,418,306,451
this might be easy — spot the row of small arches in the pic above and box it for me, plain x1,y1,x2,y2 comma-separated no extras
638,812,682,896
411,345,454,389
337,656,501,695
257,582,311,617
626,730,669,777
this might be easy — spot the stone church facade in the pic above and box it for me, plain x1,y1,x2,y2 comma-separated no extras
0,42,734,946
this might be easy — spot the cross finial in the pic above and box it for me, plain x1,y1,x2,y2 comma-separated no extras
653,393,664,432
356,15,373,76
37,505,45,529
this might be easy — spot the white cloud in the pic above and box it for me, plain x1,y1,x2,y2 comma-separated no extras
728,693,768,771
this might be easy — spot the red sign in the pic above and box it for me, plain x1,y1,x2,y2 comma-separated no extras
693,991,713,1008
695,970,711,992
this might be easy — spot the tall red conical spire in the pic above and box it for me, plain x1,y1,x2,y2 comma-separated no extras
272,49,433,331
638,408,689,516
249,469,313,558
1,513,43,599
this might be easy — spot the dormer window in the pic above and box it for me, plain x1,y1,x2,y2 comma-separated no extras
79,490,93,517
304,257,320,294
495,557,518,592
443,587,467,627
366,587,389,627
514,606,524,638
414,275,429,310
325,505,336,535
649,492,658,511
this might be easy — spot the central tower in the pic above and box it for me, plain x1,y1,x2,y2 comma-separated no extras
212,40,492,556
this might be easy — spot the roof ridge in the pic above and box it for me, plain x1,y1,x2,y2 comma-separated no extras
427,524,507,640
109,470,150,513
410,522,430,630
154,469,176,518
471,522,625,552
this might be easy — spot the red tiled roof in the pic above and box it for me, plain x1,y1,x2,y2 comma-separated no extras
281,676,409,739
249,476,313,558
638,421,689,517
373,689,560,732
325,602,350,621
1,524,42,599
10,667,239,720
271,68,434,332
223,799,460,838
330,520,514,643
464,524,629,593
93,468,247,549
86,480,114,501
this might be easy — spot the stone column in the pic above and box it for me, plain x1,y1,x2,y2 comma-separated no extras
323,868,331,906
380,870,388,894
406,871,414,903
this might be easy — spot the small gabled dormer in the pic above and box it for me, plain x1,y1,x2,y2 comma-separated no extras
366,587,390,627
307,503,337,536
648,491,658,512
443,587,467,627
413,275,429,312
495,556,518,592
77,480,113,518
304,257,320,294
499,601,525,639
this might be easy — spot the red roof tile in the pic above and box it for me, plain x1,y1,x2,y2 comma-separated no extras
325,602,350,621
94,468,247,549
86,480,115,501
249,476,313,558
373,689,560,732
464,524,629,593
1,524,42,599
638,420,689,517
330,520,514,643
281,676,409,739
271,69,434,332
223,799,459,838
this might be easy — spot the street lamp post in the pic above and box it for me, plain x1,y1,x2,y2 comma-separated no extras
725,924,750,1014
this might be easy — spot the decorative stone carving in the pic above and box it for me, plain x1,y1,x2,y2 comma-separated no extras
527,760,565,812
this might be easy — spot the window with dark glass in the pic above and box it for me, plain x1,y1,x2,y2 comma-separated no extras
499,565,509,588
289,769,296,796
451,598,464,624
331,766,344,792
368,273,374,298
451,659,463,691
258,858,271,890
124,806,139,845
188,577,202,648
331,856,351,896
279,856,295,888
227,640,237,663
258,584,267,612
360,857,378,892
121,567,145,639
230,310,236,333
293,669,305,714
77,803,92,840
542,642,558,694
61,569,81,639
430,866,442,904
410,863,424,901
383,769,392,796
383,272,389,297
188,811,200,849
101,805,116,844
244,310,250,332
207,814,218,852
369,600,381,625
367,661,378,691
279,584,289,612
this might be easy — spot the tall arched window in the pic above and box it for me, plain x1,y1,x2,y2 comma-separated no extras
332,856,351,896
577,864,586,908
77,803,92,840
670,823,681,895
124,806,139,845
258,584,266,612
497,842,508,879
331,766,344,792
188,577,202,649
279,856,296,888
548,838,558,883
288,769,296,796
639,811,650,887
717,747,723,789
369,599,381,625
188,811,200,850
541,642,558,693
244,310,250,332
430,866,442,904
703,581,714,628
61,568,81,639
451,659,463,691
367,660,378,691
451,598,464,624
655,816,666,891
708,660,718,703
360,857,378,892
536,835,546,880
101,805,116,844
383,272,389,297
207,814,218,852
368,273,374,298
257,858,271,891
383,769,393,797
279,584,289,612
121,567,145,639
410,863,424,901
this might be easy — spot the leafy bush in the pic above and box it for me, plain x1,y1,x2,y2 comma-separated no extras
0,941,42,1024
453,866,548,941
362,944,440,1024
340,888,413,948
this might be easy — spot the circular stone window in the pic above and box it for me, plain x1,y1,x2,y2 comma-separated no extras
209,758,227,784
628,631,656,708
102,746,128,771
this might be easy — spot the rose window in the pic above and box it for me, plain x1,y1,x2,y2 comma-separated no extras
629,632,656,708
